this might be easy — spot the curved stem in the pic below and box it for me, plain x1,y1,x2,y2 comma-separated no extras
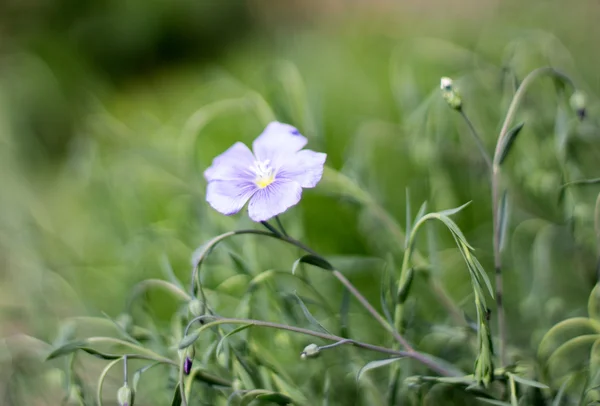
459,109,493,170
491,66,575,366
184,316,456,377
191,229,412,350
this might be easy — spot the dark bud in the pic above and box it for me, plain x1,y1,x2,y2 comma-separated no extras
184,357,193,375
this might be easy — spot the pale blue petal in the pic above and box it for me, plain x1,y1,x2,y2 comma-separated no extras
206,180,258,216
247,179,302,222
277,150,327,188
204,142,255,182
252,122,307,162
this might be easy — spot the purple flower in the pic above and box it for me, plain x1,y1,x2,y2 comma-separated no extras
204,122,326,222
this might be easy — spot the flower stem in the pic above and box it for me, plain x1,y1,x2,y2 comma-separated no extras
184,315,456,377
491,66,575,366
459,109,492,171
274,216,289,237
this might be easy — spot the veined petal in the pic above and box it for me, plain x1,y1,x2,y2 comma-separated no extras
252,122,307,162
247,179,302,222
204,142,255,182
277,150,327,188
206,180,257,216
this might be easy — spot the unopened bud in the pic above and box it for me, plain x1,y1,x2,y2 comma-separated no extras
440,77,462,110
117,384,133,406
183,346,195,375
300,343,320,360
570,91,587,120
440,77,453,91
188,299,203,317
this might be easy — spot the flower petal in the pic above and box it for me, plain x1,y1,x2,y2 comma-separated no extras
247,179,302,222
252,122,307,162
277,150,327,188
206,180,257,216
204,142,255,182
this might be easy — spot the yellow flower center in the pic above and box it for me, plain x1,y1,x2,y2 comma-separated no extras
250,159,275,189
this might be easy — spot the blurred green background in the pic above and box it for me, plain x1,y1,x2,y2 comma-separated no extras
2,0,600,404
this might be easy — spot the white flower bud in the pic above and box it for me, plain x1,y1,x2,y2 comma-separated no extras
440,77,453,91
440,76,462,110
117,384,133,406
300,343,320,360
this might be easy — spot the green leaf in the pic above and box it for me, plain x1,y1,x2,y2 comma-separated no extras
476,397,512,406
405,189,412,250
538,318,600,361
179,332,200,349
438,201,472,217
497,122,525,165
356,358,404,381
397,267,414,303
595,193,600,252
171,382,182,406
547,335,600,381
132,362,162,392
498,191,510,253
552,377,570,406
292,255,334,275
589,284,600,322
509,373,549,389
240,390,292,406
256,392,294,404
216,324,253,356
47,341,125,361
380,260,395,325
160,254,184,289
293,292,331,334
228,251,253,276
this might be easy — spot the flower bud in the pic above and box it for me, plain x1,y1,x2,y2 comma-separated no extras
183,346,195,375
117,384,133,406
300,343,320,360
440,76,462,110
570,91,587,120
187,299,204,317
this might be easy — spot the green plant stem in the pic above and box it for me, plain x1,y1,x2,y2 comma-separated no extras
491,66,575,367
366,200,467,328
183,315,456,377
459,109,493,170
192,229,413,350
275,216,289,237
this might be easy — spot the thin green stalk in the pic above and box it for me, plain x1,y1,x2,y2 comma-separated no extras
183,316,455,377
491,66,575,367
459,109,492,170
191,229,412,350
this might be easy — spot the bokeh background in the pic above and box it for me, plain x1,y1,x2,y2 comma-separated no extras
2,0,600,404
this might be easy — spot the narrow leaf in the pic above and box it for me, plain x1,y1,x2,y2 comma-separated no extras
497,122,525,165
179,332,200,350
171,382,182,406
476,397,512,406
510,374,549,389
216,324,253,356
356,358,404,381
397,268,415,304
294,292,331,334
292,255,334,275
405,188,411,249
438,201,472,217
498,191,510,253
47,341,127,361
133,362,161,392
